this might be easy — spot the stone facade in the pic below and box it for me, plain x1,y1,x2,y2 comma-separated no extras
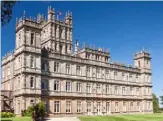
1,6,153,116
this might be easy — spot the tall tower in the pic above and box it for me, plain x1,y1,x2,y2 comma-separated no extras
134,49,153,113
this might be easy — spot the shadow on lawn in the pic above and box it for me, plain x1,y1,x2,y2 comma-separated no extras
1,119,13,121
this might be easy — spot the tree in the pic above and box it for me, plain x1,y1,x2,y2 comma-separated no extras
153,93,159,113
1,1,17,26
160,95,163,105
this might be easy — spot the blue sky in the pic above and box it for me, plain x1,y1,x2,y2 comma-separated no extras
1,2,163,104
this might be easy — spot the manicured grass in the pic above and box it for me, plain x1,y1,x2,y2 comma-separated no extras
1,116,32,121
78,113,163,121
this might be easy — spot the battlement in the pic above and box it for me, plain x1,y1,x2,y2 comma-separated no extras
2,50,15,65
134,49,151,60
81,42,110,56
16,6,72,31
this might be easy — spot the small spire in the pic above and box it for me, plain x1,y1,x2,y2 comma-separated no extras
90,44,92,48
83,42,86,48
23,10,26,19
57,15,59,20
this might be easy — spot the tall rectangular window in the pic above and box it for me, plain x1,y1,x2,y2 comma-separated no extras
77,101,82,113
86,83,91,93
54,62,59,73
129,74,132,81
106,102,110,112
130,102,133,111
96,68,100,78
87,67,91,77
122,87,125,95
105,69,109,79
115,102,118,112
7,67,10,76
54,81,59,91
87,102,91,113
136,87,140,95
115,86,118,95
106,85,110,94
137,102,140,111
30,77,34,88
66,81,71,92
66,64,71,74
76,82,82,92
30,56,34,68
41,81,47,90
96,84,101,94
31,33,34,45
130,87,133,95
66,101,71,113
76,65,81,76
54,101,60,113
123,102,126,112
122,73,125,80
114,71,117,79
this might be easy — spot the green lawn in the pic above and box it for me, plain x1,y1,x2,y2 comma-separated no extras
78,113,163,121
1,117,32,121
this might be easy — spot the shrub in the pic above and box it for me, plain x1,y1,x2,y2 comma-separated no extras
24,101,45,117
36,101,45,117
24,106,34,116
0,112,15,118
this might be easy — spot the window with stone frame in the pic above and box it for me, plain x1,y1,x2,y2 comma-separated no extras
106,85,110,94
96,68,100,78
129,73,132,81
30,100,34,106
136,74,139,82
7,67,10,76
18,77,20,89
115,102,118,112
31,33,34,45
105,69,110,79
123,102,127,112
42,60,48,71
130,87,134,95
137,102,140,111
130,102,133,111
54,80,59,91
86,67,91,77
77,101,82,113
114,85,118,95
122,72,125,80
66,64,71,74
96,83,101,94
87,102,91,113
54,101,60,113
101,69,105,79
114,71,117,79
30,77,34,88
76,65,81,76
86,53,90,59
54,62,59,73
66,81,71,92
76,82,82,92
106,102,110,112
122,87,126,95
30,56,34,68
105,56,108,62
86,83,91,93
41,80,47,90
136,87,140,96
96,55,99,60
66,101,71,113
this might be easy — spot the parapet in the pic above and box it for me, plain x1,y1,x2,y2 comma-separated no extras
134,49,151,60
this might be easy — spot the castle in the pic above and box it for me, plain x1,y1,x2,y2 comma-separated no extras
1,6,153,116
